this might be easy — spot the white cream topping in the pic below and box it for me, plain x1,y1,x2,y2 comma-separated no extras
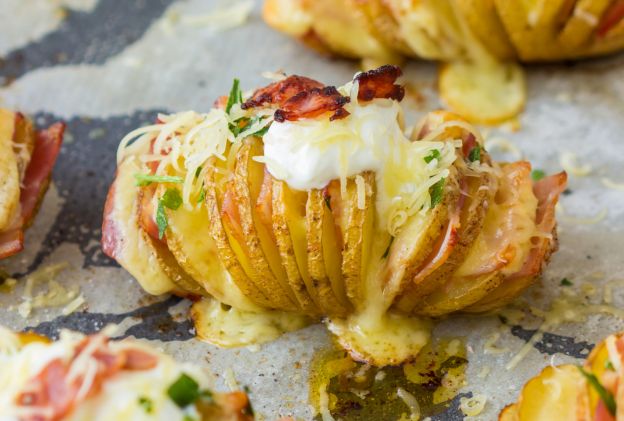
262,98,459,235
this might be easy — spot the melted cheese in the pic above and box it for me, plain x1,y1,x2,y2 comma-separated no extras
0,329,211,421
191,298,310,347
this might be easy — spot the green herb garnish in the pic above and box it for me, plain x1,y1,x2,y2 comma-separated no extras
134,173,183,187
156,188,183,239
382,236,395,259
197,188,206,204
424,149,441,164
468,145,481,162
138,396,153,413
243,386,255,416
167,373,200,408
226,78,243,113
605,360,615,371
194,166,203,179
200,389,214,404
531,169,545,181
560,278,573,286
577,366,616,416
161,188,183,210
429,178,446,208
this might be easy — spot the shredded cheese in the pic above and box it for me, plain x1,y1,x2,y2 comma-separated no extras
459,394,487,417
483,332,510,355
17,262,78,318
559,151,591,176
180,0,253,30
397,387,421,420
601,177,624,191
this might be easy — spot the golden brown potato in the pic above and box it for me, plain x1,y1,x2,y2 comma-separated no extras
501,332,624,420
107,69,564,365
0,109,20,232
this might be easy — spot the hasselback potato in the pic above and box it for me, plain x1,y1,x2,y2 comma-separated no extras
500,331,624,420
263,0,624,123
102,66,566,365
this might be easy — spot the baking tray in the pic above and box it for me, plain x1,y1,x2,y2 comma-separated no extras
1,0,624,419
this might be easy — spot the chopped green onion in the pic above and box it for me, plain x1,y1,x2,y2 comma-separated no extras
605,360,615,371
200,389,214,403
161,188,183,211
560,278,573,286
531,169,545,181
194,166,203,179
156,202,167,240
424,149,441,164
134,173,183,187
182,416,197,421
429,178,446,208
226,78,243,113
138,396,153,413
468,145,481,162
167,373,200,408
577,366,616,416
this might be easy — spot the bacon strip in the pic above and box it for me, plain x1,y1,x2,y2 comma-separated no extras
101,175,120,260
16,335,158,421
0,229,24,259
509,171,567,279
21,123,64,227
597,0,624,38
274,86,350,122
241,75,324,109
355,64,405,102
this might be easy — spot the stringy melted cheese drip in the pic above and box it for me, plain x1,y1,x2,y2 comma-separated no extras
263,93,459,236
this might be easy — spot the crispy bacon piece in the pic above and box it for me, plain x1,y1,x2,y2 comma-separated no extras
241,75,324,109
16,334,158,421
597,0,624,38
0,229,24,259
355,64,405,102
274,86,350,122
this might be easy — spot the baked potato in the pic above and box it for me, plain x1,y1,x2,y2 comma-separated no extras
0,326,255,420
263,0,624,123
103,66,566,365
500,331,624,420
0,109,64,260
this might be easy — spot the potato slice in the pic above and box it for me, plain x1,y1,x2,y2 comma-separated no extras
395,170,494,312
191,297,310,347
306,188,350,317
271,178,321,315
204,157,274,308
499,365,588,421
353,0,414,57
101,158,178,295
232,138,299,311
558,0,612,49
383,170,460,303
12,113,35,181
455,0,516,60
340,172,376,308
0,109,19,232
439,60,526,125
164,190,258,310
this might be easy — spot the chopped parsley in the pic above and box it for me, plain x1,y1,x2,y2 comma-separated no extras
577,366,616,416
226,78,243,113
605,360,615,371
429,178,446,208
197,188,206,204
138,396,153,413
382,236,395,259
424,149,441,164
167,373,200,408
161,188,183,210
134,173,183,187
468,145,481,162
531,169,545,181
156,188,183,239
560,278,573,286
